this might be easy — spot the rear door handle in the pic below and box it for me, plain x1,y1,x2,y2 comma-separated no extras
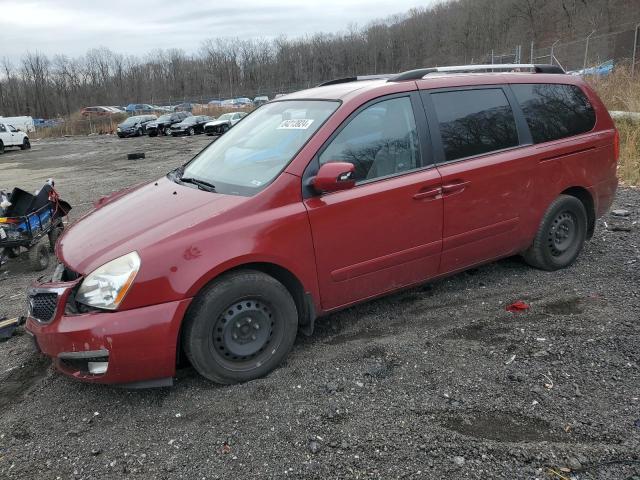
413,187,442,200
441,180,470,196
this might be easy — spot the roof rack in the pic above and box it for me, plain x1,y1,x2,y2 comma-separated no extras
317,74,393,87
388,64,565,82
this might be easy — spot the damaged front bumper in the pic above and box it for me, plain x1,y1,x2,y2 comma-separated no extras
25,267,192,386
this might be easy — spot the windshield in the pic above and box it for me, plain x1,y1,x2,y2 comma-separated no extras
179,100,339,195
218,113,234,121
121,117,140,126
157,114,171,122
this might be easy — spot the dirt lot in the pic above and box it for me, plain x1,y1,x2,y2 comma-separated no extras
0,135,638,479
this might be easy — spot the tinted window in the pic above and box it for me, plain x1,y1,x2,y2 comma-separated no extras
319,96,421,182
0,125,5,132
511,83,596,144
431,89,519,162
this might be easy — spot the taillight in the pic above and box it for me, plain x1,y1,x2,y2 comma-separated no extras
613,128,620,162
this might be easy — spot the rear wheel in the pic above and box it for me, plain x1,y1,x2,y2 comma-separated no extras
28,241,50,271
522,195,587,271
183,270,298,384
48,224,64,251
0,141,4,154
188,127,195,136
20,138,31,150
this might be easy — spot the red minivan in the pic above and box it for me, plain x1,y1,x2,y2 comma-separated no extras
26,65,619,387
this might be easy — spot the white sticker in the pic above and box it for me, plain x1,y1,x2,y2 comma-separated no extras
250,180,263,186
277,119,314,130
0,228,5,240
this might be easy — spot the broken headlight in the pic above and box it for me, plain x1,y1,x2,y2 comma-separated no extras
76,252,141,310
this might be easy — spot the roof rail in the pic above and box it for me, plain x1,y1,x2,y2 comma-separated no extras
317,74,393,87
388,64,565,82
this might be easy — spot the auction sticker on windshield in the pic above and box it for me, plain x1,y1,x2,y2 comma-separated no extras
277,119,314,129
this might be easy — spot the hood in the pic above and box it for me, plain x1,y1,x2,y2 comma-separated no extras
172,122,190,129
205,119,229,127
58,177,247,274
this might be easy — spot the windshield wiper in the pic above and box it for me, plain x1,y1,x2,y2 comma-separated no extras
180,176,216,192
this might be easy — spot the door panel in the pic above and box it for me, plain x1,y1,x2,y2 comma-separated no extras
421,87,532,273
303,93,442,310
305,169,443,309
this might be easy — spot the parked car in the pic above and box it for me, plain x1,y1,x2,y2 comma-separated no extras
253,95,269,106
0,122,30,153
81,106,116,117
25,64,618,387
125,104,155,114
146,112,192,136
235,97,253,107
203,112,247,135
173,102,194,112
170,115,213,136
208,99,223,106
116,115,157,138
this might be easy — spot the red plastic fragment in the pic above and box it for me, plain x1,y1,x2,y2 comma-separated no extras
506,300,530,312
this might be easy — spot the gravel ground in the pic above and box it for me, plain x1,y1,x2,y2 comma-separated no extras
0,135,638,480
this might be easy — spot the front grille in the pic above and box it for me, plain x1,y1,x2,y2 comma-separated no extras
30,293,58,322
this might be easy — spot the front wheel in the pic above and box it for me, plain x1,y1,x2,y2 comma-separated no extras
136,128,142,137
0,141,4,154
522,195,587,271
21,138,31,150
183,270,298,384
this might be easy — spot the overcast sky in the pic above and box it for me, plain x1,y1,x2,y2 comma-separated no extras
0,0,430,62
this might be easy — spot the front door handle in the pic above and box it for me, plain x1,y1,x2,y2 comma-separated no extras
413,187,442,200
441,180,470,196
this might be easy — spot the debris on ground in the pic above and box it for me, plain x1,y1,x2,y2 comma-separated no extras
0,317,23,340
506,300,530,312
611,209,631,217
127,152,146,160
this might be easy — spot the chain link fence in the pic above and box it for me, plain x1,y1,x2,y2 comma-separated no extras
484,22,640,75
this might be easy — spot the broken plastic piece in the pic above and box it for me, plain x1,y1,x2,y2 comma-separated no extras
506,300,530,312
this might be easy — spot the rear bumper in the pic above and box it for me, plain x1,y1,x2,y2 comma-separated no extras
26,283,192,385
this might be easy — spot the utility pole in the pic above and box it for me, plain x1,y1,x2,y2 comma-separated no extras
583,30,596,72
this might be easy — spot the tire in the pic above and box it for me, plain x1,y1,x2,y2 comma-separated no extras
0,141,4,154
28,241,50,272
522,194,587,271
48,224,64,251
183,270,299,384
3,247,19,259
221,124,230,134
20,138,31,150
188,127,195,136
148,131,157,137
136,128,142,137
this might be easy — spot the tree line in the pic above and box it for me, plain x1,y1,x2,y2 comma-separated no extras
0,0,637,118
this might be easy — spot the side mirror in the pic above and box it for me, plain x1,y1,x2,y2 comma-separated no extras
312,162,356,193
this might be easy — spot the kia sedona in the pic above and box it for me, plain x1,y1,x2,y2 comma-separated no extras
26,64,618,387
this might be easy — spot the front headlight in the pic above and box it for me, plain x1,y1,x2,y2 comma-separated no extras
76,252,141,310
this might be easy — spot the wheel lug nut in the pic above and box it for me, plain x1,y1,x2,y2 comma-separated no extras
254,324,260,330
251,335,256,341
232,333,238,340
236,322,241,328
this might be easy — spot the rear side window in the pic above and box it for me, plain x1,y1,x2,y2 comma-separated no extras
511,83,596,144
431,89,519,162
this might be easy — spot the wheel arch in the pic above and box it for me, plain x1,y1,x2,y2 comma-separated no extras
560,186,596,238
176,261,317,368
